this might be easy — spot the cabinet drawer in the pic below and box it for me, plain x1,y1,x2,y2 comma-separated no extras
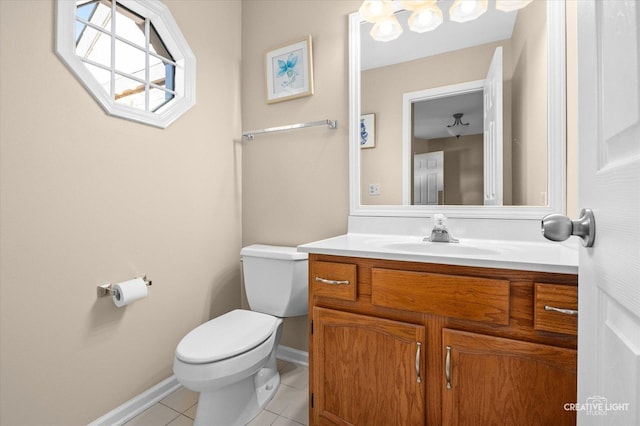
534,283,578,335
371,268,510,325
311,261,357,301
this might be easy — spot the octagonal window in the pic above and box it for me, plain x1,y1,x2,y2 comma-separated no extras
56,0,196,128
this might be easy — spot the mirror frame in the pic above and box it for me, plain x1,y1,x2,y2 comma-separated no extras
349,1,566,219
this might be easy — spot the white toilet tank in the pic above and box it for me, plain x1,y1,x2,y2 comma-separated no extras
240,245,309,317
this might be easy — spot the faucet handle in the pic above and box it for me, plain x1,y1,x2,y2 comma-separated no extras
427,214,459,243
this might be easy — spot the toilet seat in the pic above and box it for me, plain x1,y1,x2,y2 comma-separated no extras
176,309,278,364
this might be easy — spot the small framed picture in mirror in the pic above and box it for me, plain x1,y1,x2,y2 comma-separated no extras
360,113,376,148
265,36,314,104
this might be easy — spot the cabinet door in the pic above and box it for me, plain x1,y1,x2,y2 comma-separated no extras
312,307,426,426
442,329,577,426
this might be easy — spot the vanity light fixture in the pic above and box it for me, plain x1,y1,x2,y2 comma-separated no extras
360,0,403,41
361,0,532,41
359,0,395,22
446,113,470,138
370,14,404,41
407,2,443,33
400,0,435,9
449,0,488,23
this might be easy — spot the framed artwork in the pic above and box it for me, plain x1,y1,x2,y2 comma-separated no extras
265,36,314,104
360,113,376,148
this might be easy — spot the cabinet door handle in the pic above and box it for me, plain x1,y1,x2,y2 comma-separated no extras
315,276,350,285
445,346,452,390
415,342,422,384
544,305,578,316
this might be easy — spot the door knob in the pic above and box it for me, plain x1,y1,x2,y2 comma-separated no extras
541,208,595,247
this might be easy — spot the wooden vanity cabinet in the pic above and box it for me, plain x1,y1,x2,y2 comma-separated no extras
308,254,578,426
442,329,577,426
312,308,426,425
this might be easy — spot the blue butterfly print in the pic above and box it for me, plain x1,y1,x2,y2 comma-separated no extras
277,53,299,87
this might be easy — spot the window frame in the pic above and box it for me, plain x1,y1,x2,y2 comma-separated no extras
56,0,196,128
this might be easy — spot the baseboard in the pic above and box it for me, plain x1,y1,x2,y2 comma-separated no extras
87,375,180,426
276,344,309,367
88,345,308,425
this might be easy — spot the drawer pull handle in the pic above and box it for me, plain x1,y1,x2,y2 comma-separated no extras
415,342,422,384
544,305,578,316
315,276,350,285
445,346,452,390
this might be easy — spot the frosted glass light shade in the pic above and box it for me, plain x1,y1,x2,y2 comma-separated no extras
446,125,470,138
496,0,533,12
449,0,488,23
408,4,443,33
359,0,395,23
370,15,403,42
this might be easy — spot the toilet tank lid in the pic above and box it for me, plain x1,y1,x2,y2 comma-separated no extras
241,244,308,261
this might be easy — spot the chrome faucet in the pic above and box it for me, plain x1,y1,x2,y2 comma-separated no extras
425,214,459,243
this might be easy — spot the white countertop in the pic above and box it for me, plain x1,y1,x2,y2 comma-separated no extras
298,233,578,274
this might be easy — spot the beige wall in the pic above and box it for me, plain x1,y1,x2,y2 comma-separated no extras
510,0,548,205
0,1,242,425
361,40,512,205
414,135,484,205
241,0,360,351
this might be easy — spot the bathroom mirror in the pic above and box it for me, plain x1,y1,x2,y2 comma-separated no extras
349,0,566,218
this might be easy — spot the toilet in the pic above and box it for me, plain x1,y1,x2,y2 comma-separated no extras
173,245,308,426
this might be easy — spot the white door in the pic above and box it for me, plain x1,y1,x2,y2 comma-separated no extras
413,151,443,205
577,1,640,424
483,46,503,206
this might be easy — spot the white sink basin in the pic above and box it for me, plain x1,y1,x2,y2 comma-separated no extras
299,234,579,274
383,241,501,256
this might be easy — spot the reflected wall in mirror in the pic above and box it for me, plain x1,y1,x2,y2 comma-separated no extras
350,0,566,218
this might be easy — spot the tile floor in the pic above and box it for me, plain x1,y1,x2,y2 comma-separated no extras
123,360,309,426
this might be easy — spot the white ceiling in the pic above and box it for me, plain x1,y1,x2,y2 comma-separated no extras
413,90,484,140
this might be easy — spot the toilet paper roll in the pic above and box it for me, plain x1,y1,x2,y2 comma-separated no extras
112,277,148,307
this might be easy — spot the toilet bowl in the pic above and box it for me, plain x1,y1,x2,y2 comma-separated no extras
173,245,308,426
174,310,283,426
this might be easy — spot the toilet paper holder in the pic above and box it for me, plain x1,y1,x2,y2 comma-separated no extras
97,275,152,298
